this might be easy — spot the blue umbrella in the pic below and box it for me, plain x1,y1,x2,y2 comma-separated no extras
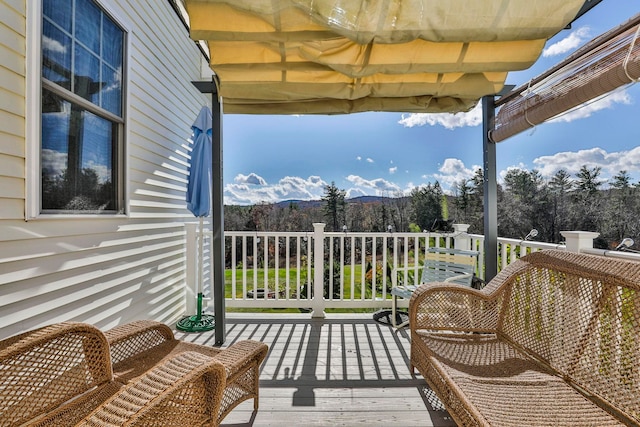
186,106,212,217
178,106,215,332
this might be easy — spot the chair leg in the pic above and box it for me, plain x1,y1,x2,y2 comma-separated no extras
392,294,410,328
392,294,398,328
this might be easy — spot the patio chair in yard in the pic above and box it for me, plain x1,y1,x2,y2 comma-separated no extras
390,247,479,328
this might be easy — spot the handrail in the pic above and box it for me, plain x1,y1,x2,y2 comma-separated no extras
185,225,579,314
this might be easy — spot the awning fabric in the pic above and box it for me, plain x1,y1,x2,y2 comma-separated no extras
185,0,587,114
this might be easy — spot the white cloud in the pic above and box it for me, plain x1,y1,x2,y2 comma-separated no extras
42,36,67,54
234,173,267,186
432,158,479,191
543,27,590,57
498,163,528,182
356,156,362,161
533,147,640,181
549,90,632,123
41,149,68,177
366,158,374,163
398,102,482,130
345,187,367,199
346,175,401,194
389,166,398,174
225,175,326,205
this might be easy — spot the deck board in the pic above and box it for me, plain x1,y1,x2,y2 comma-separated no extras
175,313,456,426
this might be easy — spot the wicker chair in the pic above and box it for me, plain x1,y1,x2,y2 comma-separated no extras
409,250,640,426
105,320,268,425
0,322,227,427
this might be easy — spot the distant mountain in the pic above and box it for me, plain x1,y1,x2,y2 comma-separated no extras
272,195,396,209
273,199,323,209
347,195,397,204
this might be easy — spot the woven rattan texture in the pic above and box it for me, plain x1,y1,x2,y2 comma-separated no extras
106,320,175,366
78,351,225,427
0,323,113,426
0,320,262,427
105,320,268,425
410,250,640,426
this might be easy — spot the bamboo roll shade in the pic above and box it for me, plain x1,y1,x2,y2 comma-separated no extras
492,13,640,142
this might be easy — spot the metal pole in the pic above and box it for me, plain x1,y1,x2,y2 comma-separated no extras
482,96,498,282
192,78,225,344
211,82,226,345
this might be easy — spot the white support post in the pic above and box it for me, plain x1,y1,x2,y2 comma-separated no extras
560,231,600,253
452,224,471,251
312,223,326,318
185,223,198,314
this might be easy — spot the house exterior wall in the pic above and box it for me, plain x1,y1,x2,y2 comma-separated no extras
0,0,211,339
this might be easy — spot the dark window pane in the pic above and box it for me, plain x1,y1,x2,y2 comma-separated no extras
75,0,101,55
74,44,100,103
102,18,123,69
42,89,116,212
42,20,72,90
43,0,72,33
101,64,122,116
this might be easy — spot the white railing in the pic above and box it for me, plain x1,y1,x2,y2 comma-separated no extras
468,235,566,271
185,223,586,315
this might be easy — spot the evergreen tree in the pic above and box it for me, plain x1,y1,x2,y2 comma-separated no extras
322,182,346,232
548,169,573,243
606,170,636,245
572,165,603,231
410,182,443,231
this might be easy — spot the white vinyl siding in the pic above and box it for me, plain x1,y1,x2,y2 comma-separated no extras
0,0,210,339
0,0,26,221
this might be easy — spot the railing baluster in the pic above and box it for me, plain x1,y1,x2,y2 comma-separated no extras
189,226,571,312
231,235,237,300
285,236,290,300
340,235,345,300
350,235,356,300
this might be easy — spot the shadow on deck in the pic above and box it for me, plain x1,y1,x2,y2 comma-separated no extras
175,313,456,427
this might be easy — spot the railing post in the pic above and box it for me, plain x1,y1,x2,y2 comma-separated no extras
452,224,471,250
312,223,326,318
560,231,600,253
185,223,198,314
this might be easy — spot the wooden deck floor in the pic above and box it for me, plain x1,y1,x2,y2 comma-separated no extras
174,313,456,427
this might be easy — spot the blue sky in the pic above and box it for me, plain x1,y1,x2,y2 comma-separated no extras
221,4,640,205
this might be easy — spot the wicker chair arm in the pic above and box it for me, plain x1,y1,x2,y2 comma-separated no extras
409,259,528,333
105,320,175,365
79,351,226,427
409,282,504,333
212,339,268,381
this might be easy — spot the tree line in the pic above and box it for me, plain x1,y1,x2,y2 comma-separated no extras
224,166,640,250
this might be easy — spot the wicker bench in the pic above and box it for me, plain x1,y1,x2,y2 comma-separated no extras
105,320,268,425
409,250,640,427
0,322,227,426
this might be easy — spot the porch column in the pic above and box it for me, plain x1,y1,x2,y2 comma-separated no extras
482,96,498,281
211,85,225,345
193,78,225,345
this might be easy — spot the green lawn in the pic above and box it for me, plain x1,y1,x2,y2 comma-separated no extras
224,265,392,313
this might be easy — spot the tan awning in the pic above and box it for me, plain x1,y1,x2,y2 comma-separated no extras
185,0,587,114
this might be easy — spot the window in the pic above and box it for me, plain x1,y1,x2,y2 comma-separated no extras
40,0,125,214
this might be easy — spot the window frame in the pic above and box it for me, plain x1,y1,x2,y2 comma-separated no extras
27,0,131,219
